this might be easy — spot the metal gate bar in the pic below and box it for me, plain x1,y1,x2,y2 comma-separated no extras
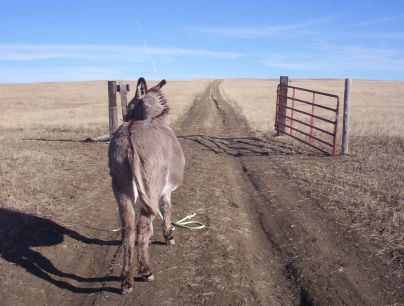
277,122,334,147
290,87,296,135
282,105,336,124
282,115,334,136
286,96,337,111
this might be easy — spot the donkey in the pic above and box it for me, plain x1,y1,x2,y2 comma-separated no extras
108,77,185,293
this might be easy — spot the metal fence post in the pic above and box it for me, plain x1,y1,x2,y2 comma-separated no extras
276,76,288,135
108,81,118,136
342,78,351,154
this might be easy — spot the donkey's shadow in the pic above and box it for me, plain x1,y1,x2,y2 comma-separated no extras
0,208,122,294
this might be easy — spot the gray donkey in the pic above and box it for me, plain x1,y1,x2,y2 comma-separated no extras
108,77,185,293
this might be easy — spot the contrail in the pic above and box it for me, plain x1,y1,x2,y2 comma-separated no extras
134,16,158,75
134,17,142,33
143,40,158,75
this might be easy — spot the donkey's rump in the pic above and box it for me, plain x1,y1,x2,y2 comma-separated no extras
129,119,185,202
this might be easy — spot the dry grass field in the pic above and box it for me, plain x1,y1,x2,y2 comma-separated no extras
0,78,402,304
0,79,210,141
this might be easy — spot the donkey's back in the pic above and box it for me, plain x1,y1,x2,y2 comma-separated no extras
109,119,185,212
108,78,185,293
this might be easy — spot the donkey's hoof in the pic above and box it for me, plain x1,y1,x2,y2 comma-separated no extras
165,235,175,245
140,273,155,282
121,283,133,294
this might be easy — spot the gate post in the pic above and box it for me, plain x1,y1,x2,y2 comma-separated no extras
108,81,118,136
276,76,288,135
342,78,351,154
118,81,129,119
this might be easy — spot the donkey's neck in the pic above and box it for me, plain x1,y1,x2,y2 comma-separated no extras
125,91,169,122
155,112,171,125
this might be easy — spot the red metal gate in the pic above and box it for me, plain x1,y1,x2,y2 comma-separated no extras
275,84,340,155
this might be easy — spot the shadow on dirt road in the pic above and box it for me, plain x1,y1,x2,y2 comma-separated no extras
178,134,322,157
0,208,121,294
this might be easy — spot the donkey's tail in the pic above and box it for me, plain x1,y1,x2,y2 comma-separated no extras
127,134,156,216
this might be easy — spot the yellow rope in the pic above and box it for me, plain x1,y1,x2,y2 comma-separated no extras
157,210,205,230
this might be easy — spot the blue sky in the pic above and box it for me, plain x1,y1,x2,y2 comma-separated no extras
1,0,404,82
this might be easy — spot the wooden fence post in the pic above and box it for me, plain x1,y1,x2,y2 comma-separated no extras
118,81,128,119
276,76,288,135
108,81,118,136
342,78,351,154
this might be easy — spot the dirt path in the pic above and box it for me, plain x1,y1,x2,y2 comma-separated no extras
1,80,401,305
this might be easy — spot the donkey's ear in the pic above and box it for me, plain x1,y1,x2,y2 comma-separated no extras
149,79,167,92
135,77,148,99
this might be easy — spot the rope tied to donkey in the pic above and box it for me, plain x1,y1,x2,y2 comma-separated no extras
157,209,206,230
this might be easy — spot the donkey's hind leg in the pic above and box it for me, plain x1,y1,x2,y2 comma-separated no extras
159,192,175,245
137,208,155,281
112,181,136,293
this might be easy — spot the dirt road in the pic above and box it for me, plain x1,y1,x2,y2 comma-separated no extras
0,81,401,305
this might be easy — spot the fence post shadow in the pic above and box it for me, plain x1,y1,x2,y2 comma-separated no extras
178,134,324,157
